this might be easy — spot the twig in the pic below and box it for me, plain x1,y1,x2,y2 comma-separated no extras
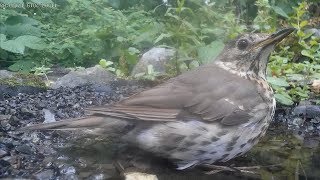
201,163,282,175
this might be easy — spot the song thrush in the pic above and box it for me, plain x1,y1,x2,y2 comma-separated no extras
21,28,294,170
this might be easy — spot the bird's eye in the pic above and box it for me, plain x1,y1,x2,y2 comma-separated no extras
237,39,249,50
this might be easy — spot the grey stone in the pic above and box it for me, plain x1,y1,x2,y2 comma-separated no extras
43,109,56,123
305,28,320,37
293,105,320,119
51,66,115,89
131,47,176,77
34,169,55,180
15,144,34,155
0,70,14,79
60,165,76,175
0,149,8,158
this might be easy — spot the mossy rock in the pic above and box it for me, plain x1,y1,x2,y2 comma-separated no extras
0,73,46,88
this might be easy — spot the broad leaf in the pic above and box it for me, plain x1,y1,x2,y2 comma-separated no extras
301,50,314,59
8,60,36,72
5,16,40,26
154,33,172,44
286,74,305,81
267,77,290,87
0,39,25,54
272,6,289,19
6,24,42,37
274,93,294,106
15,35,46,50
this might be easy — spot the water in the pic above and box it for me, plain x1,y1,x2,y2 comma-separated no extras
55,123,320,180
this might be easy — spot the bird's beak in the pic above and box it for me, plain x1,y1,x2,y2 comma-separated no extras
253,28,295,49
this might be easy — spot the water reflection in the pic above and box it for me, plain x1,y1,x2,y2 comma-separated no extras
57,123,319,180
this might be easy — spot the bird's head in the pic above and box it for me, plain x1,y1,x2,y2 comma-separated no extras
214,28,295,78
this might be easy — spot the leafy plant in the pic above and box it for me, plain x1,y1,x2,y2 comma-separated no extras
267,2,320,105
134,65,160,81
32,65,52,86
154,0,245,74
99,59,125,77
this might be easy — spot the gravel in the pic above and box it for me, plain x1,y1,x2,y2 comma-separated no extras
0,80,150,179
0,79,319,179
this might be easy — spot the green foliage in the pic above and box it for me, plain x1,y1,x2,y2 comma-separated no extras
0,0,319,105
154,0,245,74
99,59,116,72
0,34,46,54
134,65,160,81
0,1,49,70
267,2,320,105
99,59,125,77
95,7,156,75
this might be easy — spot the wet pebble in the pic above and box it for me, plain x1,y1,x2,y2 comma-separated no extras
292,117,304,126
60,165,76,175
0,149,8,158
0,159,10,167
0,80,149,179
15,144,35,155
87,173,108,180
34,169,55,180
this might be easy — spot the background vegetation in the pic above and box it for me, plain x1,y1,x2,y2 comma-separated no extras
0,0,319,105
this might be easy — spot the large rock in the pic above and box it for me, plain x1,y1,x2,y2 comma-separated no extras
51,66,115,89
131,47,175,77
0,70,14,79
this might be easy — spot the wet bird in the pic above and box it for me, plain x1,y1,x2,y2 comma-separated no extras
21,28,294,170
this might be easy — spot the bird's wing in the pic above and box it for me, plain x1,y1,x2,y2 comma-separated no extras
88,65,268,125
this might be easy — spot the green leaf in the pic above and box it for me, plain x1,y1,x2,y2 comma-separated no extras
5,16,40,26
272,6,289,19
274,93,294,106
291,23,299,29
116,36,126,42
0,39,25,54
301,50,314,59
286,74,305,81
128,47,140,55
0,35,45,54
311,73,320,79
297,30,305,38
300,20,308,28
8,60,35,72
106,67,115,72
197,40,224,64
6,24,42,37
154,33,172,44
267,77,290,87
99,59,113,68
15,35,46,50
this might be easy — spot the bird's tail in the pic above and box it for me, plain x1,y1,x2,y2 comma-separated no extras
18,116,133,136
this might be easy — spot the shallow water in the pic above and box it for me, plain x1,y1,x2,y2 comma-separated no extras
51,123,319,180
